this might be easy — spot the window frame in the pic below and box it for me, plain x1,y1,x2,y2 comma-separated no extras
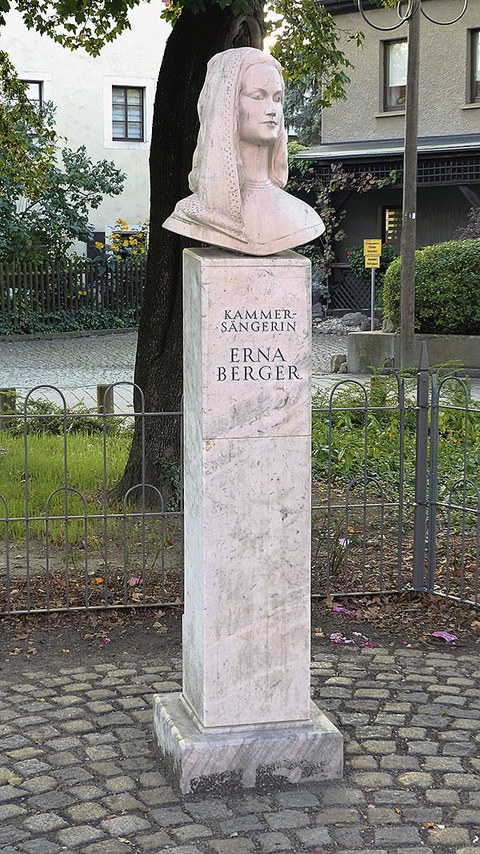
112,85,145,142
20,79,43,108
470,29,480,104
382,206,402,249
383,38,408,113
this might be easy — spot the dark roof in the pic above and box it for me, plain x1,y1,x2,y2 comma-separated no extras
297,134,480,161
319,0,375,16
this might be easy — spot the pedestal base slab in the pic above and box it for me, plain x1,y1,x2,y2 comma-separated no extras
153,693,343,794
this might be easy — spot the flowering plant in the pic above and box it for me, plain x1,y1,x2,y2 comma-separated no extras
93,217,149,269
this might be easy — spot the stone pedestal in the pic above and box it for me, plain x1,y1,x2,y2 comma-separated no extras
153,248,343,793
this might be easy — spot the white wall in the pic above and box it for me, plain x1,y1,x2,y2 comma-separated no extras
3,3,171,249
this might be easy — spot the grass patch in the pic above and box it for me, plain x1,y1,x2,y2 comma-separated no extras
0,431,132,541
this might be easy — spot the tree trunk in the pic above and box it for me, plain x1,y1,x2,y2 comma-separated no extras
114,3,264,503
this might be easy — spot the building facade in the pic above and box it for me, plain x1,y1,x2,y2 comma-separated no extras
3,4,170,253
303,0,480,270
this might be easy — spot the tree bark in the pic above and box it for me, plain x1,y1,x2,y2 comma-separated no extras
114,2,264,503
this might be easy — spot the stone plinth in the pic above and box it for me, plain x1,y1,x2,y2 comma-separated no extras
153,247,343,792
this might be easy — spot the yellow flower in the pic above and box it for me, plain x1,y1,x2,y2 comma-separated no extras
95,241,104,249
123,240,129,247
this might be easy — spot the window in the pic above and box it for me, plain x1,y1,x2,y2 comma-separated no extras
112,86,144,141
471,30,480,103
382,206,402,249
20,80,43,108
384,40,407,111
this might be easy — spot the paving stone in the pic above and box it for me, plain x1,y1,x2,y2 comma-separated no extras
102,793,147,812
209,840,256,854
428,826,471,845
138,771,168,787
444,773,480,789
265,810,310,830
20,775,57,794
453,809,480,825
105,774,137,793
350,755,378,770
186,801,232,821
331,826,366,848
134,831,174,850
361,739,397,755
275,790,319,809
220,813,265,833
56,825,105,847
23,812,67,832
322,787,366,806
0,826,31,845
254,831,292,852
0,785,29,803
232,795,272,815
13,758,51,777
0,803,27,820
28,790,75,810
100,815,151,836
407,741,439,755
150,805,196,826
66,801,109,821
426,787,461,804
367,805,402,824
398,771,434,788
70,784,106,801
85,745,119,761
422,756,465,772
315,807,360,824
373,790,418,806
171,823,212,841
82,842,132,854
351,772,393,787
294,827,333,847
19,840,62,853
375,826,422,845
379,755,420,771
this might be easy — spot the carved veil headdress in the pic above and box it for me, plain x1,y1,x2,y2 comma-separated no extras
170,48,288,245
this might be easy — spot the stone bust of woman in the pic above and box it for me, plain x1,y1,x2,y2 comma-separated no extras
163,47,325,256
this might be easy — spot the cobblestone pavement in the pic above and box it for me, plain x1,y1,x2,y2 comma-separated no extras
0,330,352,409
2,329,479,407
1,639,480,853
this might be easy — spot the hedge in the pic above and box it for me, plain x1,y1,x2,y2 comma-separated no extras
382,239,480,335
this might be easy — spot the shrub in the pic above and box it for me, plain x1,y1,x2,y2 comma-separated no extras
382,239,480,335
0,308,137,336
346,243,399,284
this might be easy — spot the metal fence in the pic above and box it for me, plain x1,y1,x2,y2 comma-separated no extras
1,363,479,616
0,258,145,325
312,356,480,606
0,383,183,615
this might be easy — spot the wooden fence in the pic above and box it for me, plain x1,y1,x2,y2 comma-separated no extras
0,258,146,323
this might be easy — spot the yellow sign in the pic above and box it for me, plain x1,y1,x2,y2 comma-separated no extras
364,239,382,256
365,255,380,269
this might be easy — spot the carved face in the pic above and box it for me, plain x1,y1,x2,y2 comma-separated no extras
239,63,283,147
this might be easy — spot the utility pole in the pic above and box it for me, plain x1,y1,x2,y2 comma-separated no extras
357,0,468,370
399,6,420,369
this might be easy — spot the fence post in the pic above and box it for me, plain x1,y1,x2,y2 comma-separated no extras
97,384,114,414
427,371,439,592
412,342,429,591
0,388,17,430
